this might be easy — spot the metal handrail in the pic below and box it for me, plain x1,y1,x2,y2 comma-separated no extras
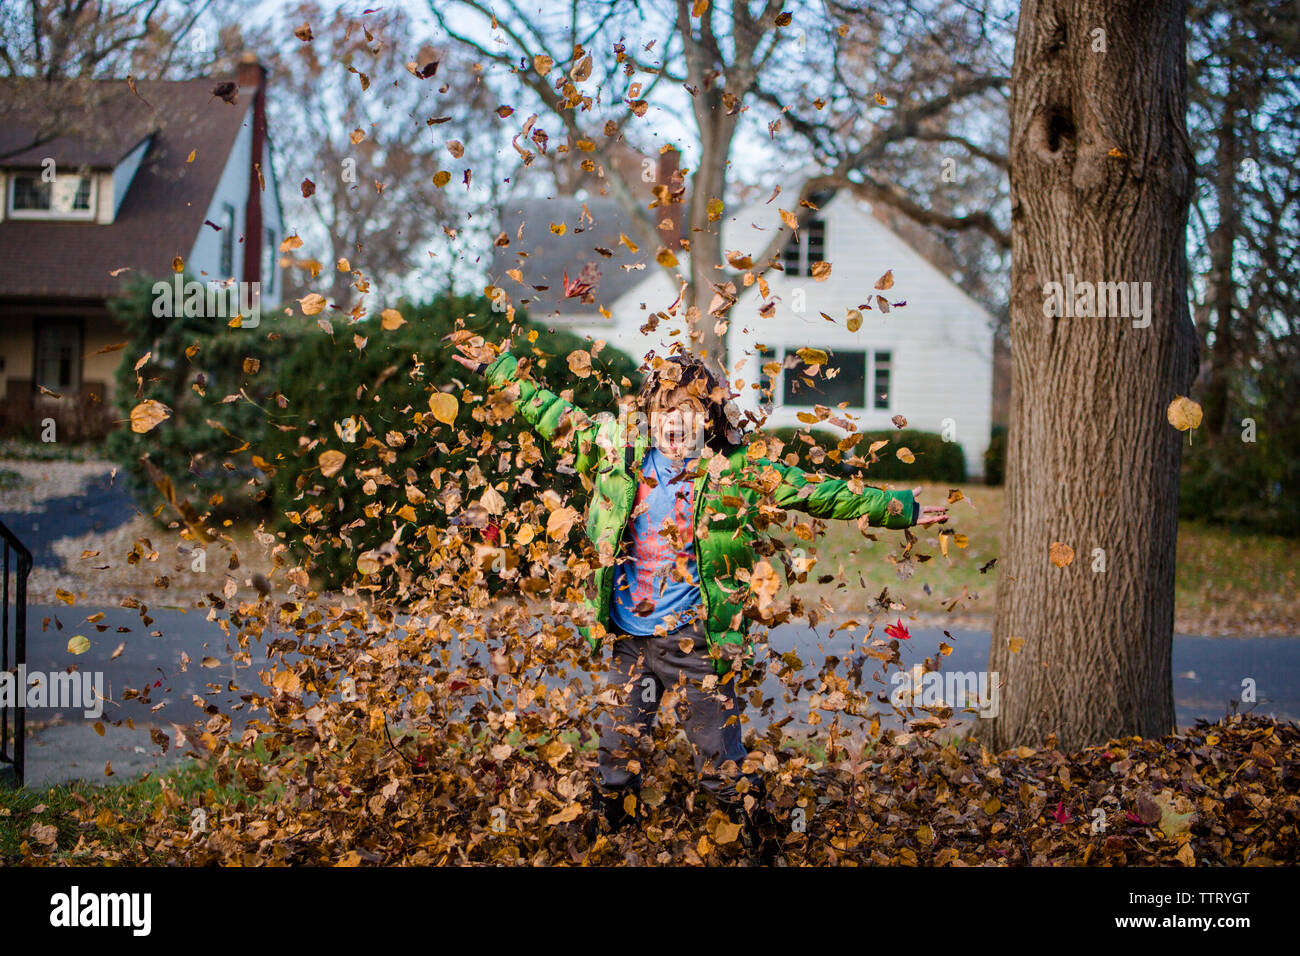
0,519,31,788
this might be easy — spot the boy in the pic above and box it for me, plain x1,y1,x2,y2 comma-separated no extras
452,341,947,857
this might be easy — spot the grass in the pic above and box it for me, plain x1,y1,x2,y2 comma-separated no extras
0,752,268,862
780,481,1300,636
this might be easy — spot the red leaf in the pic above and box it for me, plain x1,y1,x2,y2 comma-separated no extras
885,618,911,641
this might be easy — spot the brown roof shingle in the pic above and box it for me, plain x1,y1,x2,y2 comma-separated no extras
0,76,254,301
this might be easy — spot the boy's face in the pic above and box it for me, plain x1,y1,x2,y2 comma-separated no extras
650,397,706,459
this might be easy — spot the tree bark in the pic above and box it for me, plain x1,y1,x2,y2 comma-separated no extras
979,0,1197,752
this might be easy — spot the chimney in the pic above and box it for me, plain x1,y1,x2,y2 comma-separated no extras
655,145,684,249
239,52,268,284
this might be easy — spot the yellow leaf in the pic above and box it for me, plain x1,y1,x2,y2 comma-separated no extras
272,669,301,694
56,588,76,605
381,308,405,330
1007,636,1025,653
809,261,831,281
567,349,592,378
1167,396,1203,432
130,399,171,434
896,447,915,464
796,347,828,366
186,149,196,163
779,208,799,231
546,802,583,825
656,247,678,267
713,820,742,845
428,392,458,425
318,450,346,478
299,292,327,315
847,309,863,332
67,635,90,655
875,269,894,290
432,170,451,187
1049,541,1074,568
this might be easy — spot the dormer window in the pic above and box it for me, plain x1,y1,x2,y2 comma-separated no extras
781,217,826,277
8,171,96,219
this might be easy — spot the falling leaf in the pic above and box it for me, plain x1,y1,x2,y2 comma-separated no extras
381,309,405,330
885,619,911,641
567,350,593,378
67,635,90,655
1049,542,1074,568
429,392,458,425
1007,635,1025,653
319,450,346,478
294,21,313,41
130,400,172,434
299,293,327,316
895,447,915,464
1167,396,1202,432
875,269,894,290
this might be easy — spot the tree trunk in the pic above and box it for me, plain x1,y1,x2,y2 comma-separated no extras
979,0,1197,752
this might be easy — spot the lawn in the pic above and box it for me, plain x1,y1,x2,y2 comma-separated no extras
780,481,1300,636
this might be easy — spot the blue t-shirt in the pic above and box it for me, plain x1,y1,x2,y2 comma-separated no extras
609,447,702,635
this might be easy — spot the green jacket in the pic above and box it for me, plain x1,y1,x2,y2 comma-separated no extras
484,351,918,675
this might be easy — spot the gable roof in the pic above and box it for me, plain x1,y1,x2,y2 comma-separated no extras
489,195,664,320
0,76,254,301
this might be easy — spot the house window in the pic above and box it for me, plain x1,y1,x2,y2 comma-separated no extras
783,348,866,407
35,319,83,392
756,345,778,402
873,350,892,409
262,228,276,294
781,218,827,277
220,203,236,277
9,173,95,218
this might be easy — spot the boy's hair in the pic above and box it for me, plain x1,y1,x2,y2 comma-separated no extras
635,352,743,452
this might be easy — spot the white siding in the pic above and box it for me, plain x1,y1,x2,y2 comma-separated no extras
257,136,284,303
111,136,151,218
187,103,254,281
555,192,996,477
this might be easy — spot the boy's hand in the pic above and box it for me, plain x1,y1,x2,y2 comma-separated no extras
451,338,511,374
911,486,949,527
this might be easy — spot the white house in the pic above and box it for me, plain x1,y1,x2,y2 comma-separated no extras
492,178,995,477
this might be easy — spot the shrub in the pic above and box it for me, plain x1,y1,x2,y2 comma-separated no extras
757,425,965,483
104,275,305,521
260,293,642,589
984,425,1007,486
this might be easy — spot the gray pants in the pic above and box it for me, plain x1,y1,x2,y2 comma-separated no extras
594,619,757,803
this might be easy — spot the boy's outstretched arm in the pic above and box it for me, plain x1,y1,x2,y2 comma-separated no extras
759,458,948,528
452,344,603,476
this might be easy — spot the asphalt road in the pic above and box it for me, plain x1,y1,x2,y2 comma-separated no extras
9,603,1298,787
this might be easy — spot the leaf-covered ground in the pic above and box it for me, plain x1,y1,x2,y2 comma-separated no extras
4,707,1296,865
